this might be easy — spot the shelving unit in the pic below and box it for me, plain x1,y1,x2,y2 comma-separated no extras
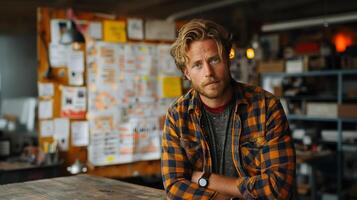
261,69,357,200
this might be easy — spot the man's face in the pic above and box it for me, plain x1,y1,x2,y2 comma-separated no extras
184,39,231,102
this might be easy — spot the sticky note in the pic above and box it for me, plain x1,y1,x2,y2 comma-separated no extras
103,20,127,43
162,76,182,98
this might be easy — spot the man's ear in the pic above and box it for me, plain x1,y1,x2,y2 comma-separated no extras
184,67,191,81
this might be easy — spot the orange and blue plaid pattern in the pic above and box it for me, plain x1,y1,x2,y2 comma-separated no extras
161,81,296,199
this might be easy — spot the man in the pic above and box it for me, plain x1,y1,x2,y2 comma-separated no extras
161,19,295,200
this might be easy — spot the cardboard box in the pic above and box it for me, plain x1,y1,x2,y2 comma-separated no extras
341,56,357,69
258,60,284,73
306,102,338,118
309,56,326,70
285,58,308,73
321,130,357,142
347,90,357,98
338,104,357,118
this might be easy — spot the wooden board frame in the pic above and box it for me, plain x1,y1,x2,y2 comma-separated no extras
37,7,161,178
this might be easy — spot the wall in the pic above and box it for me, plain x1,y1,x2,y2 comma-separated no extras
0,21,37,99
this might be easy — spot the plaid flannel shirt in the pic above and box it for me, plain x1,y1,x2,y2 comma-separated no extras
161,81,296,200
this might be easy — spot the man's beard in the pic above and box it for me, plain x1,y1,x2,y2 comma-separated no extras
192,76,231,100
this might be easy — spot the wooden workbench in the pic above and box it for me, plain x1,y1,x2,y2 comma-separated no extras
0,161,61,184
0,174,164,199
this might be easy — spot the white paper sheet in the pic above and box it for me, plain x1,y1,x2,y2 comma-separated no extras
61,86,87,119
96,43,120,88
68,69,84,86
135,44,155,76
157,44,181,76
38,82,54,97
88,129,122,166
49,43,70,67
54,118,70,151
50,19,72,44
71,121,89,146
39,100,53,119
118,120,135,163
133,118,161,161
68,49,85,72
88,90,117,113
40,120,54,137
145,20,175,41
127,18,144,40
89,22,103,40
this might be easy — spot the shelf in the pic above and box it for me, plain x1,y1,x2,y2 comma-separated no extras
287,115,339,122
260,68,357,200
282,95,337,101
342,144,357,152
296,150,334,164
297,183,310,196
317,141,357,151
261,69,357,78
287,114,357,122
319,192,339,200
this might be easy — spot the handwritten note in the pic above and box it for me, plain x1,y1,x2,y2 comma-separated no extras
103,20,127,43
161,76,182,98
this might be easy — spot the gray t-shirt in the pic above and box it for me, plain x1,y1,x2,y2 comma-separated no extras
203,103,237,177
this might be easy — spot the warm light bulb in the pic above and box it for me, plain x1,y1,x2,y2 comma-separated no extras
229,48,235,59
334,33,353,53
246,48,255,59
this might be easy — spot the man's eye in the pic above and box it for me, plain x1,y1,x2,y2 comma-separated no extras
210,57,220,65
192,63,202,68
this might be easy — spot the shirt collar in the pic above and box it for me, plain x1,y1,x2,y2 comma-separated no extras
188,80,248,116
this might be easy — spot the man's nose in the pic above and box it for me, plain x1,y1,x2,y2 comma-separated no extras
203,62,213,77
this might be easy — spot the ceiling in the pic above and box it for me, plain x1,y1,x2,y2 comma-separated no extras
1,0,357,44
1,0,356,20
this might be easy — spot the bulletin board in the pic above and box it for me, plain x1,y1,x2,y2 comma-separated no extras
37,7,183,178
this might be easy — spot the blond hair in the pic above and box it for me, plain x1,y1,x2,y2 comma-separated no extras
170,19,232,73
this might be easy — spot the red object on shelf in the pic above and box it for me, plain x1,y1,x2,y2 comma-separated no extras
294,42,320,54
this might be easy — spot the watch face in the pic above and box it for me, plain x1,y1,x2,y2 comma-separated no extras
198,178,208,187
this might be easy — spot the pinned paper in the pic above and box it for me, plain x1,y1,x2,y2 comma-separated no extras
68,49,85,86
49,43,69,67
38,82,54,97
103,20,127,43
92,115,114,131
160,76,182,98
118,121,135,162
68,69,84,86
145,20,175,41
68,49,84,72
135,118,161,161
127,18,144,40
50,19,72,44
54,118,70,151
89,22,102,40
61,86,87,119
157,44,180,76
39,100,53,119
40,120,54,137
71,121,89,146
90,91,117,112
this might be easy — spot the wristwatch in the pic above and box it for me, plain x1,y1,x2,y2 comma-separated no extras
198,171,211,188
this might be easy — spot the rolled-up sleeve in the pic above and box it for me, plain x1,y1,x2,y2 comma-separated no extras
161,109,216,200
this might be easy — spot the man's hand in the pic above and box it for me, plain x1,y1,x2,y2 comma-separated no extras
191,171,203,184
214,193,232,200
191,171,234,200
